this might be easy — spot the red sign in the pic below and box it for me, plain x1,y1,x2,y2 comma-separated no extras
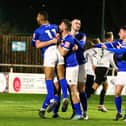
13,77,21,92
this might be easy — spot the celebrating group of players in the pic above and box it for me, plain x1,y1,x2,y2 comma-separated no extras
32,10,126,121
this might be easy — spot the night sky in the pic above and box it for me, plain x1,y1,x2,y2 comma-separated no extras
0,0,126,38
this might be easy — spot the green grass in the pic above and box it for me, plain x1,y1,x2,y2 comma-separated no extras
0,93,126,126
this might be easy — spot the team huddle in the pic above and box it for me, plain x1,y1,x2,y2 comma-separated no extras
32,11,126,121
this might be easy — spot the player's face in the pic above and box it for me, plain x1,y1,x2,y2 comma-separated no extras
111,35,114,41
72,20,81,32
36,14,44,25
118,29,126,40
108,35,114,42
59,22,66,32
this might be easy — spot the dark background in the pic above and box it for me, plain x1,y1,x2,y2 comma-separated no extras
0,0,126,38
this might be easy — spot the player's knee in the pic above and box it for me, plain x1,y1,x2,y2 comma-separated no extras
70,86,78,96
78,83,85,93
115,92,121,97
100,89,106,96
101,89,106,93
45,73,53,80
103,83,108,90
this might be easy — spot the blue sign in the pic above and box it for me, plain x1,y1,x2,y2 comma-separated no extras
12,41,26,52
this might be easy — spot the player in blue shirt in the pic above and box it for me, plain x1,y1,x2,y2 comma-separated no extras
71,19,88,119
96,26,126,121
32,11,69,118
58,19,82,120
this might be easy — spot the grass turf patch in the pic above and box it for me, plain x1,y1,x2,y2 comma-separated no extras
0,93,126,126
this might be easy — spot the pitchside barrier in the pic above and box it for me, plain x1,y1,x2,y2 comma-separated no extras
0,64,46,94
0,64,126,95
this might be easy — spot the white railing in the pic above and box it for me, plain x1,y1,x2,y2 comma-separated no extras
0,63,43,72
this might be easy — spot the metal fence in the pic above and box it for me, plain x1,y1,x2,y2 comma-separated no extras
0,35,43,73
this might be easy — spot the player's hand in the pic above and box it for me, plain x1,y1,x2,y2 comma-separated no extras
101,44,107,49
50,38,58,44
55,33,61,44
56,33,60,40
72,44,78,51
116,45,121,49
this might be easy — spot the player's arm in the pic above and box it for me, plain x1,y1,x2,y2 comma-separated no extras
35,38,58,48
58,41,71,56
32,32,39,47
82,35,86,42
94,41,115,48
58,45,68,56
107,48,126,54
94,43,104,48
78,35,86,48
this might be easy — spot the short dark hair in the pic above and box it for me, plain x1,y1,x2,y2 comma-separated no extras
105,32,113,39
61,19,71,31
120,25,126,31
37,11,48,20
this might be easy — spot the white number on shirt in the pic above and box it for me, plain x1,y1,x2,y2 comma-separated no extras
45,29,56,39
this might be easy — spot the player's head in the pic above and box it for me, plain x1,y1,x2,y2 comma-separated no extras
105,32,114,42
59,19,71,32
71,19,81,32
92,38,101,44
36,11,48,25
118,25,126,40
84,40,94,50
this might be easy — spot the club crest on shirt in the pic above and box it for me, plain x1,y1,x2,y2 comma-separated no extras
64,42,70,48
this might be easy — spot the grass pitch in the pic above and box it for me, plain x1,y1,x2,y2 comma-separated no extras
0,93,126,126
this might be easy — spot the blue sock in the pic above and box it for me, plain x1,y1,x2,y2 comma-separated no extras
79,92,88,112
73,103,82,115
42,95,50,109
45,80,54,100
114,96,122,113
53,96,61,113
59,79,68,98
41,80,55,109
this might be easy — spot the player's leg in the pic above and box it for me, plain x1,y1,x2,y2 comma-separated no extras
85,74,95,98
88,81,99,98
78,64,88,119
39,48,57,117
41,67,56,109
114,85,123,120
56,49,69,112
98,80,108,112
39,67,55,118
78,83,88,120
56,64,69,112
70,85,83,120
68,85,75,119
88,67,107,98
66,66,82,120
87,67,101,97
114,72,124,121
52,79,61,118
